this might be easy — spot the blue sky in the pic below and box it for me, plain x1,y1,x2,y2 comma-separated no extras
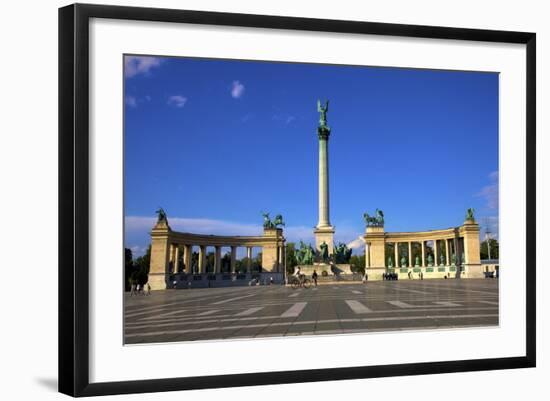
124,55,499,256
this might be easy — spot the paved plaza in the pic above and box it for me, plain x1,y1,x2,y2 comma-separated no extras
124,279,499,344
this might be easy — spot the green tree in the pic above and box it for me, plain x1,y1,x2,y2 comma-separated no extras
132,245,151,285
480,238,499,260
124,248,136,291
221,253,231,273
285,242,298,274
350,254,365,274
205,251,215,273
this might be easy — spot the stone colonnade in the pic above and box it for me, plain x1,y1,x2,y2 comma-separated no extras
364,220,481,280
148,221,286,290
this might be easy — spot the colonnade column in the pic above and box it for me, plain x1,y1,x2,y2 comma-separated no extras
421,241,426,267
454,237,463,266
434,240,439,266
168,244,175,271
215,246,222,273
198,245,206,274
408,242,412,267
230,246,237,274
278,246,284,272
246,247,252,273
174,245,180,273
394,243,399,267
445,239,450,266
184,245,192,274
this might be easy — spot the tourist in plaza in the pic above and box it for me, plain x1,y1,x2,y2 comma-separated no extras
146,283,151,295
312,270,318,286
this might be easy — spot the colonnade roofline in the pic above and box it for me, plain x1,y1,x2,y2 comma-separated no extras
384,227,461,239
372,223,478,240
151,229,285,247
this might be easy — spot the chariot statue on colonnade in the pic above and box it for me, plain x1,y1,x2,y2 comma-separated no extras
262,212,285,229
363,208,385,227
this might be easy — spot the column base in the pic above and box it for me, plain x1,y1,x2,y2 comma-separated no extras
148,273,169,290
314,225,335,254
464,263,484,278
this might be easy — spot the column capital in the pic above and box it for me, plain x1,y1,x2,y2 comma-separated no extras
317,126,331,140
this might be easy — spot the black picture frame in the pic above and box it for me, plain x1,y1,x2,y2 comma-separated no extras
59,3,536,397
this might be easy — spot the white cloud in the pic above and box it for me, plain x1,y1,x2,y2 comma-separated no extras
346,236,366,250
479,215,499,240
167,95,188,108
125,216,365,255
124,56,162,78
125,95,137,107
231,80,245,98
476,170,499,210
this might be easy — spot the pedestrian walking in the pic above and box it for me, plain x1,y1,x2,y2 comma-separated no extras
146,283,151,295
312,270,318,287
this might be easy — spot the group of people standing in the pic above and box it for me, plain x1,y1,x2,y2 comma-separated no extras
383,272,398,280
130,283,151,296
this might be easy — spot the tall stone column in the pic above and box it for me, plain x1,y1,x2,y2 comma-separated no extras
198,245,206,274
174,245,180,273
408,242,413,267
445,239,450,266
394,243,399,267
148,220,172,290
230,246,237,274
364,226,385,280
314,100,335,255
422,240,426,267
215,246,222,273
278,246,284,272
462,220,482,277
434,240,439,266
184,244,192,274
246,247,252,273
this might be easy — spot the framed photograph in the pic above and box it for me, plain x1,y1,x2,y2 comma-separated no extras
59,3,536,397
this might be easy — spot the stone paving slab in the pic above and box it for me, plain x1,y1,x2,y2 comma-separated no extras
124,279,499,344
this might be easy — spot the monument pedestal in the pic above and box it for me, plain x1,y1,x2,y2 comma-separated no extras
295,263,352,276
314,225,335,254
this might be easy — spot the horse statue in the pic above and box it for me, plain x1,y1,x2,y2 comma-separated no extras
262,212,274,229
155,207,168,224
363,208,385,227
334,242,352,263
272,214,285,228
